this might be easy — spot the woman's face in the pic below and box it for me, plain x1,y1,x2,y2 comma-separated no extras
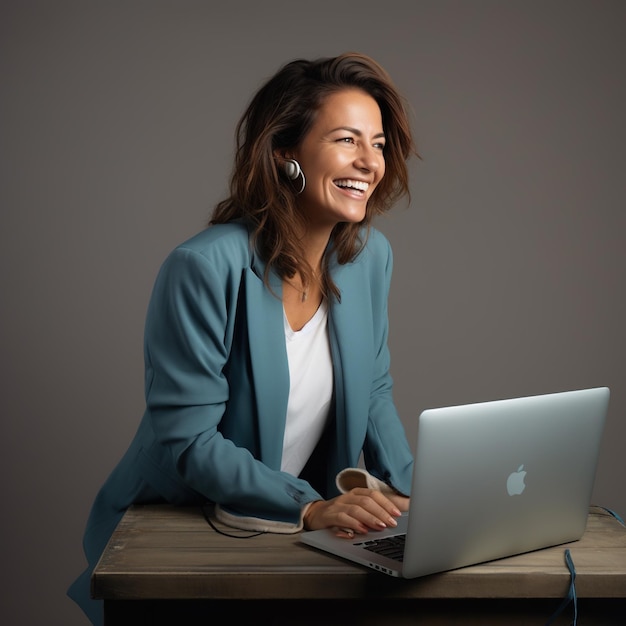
293,88,386,231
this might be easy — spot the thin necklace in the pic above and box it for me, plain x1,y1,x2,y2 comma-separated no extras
287,268,321,303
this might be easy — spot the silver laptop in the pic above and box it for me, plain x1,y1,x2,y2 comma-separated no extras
300,387,610,578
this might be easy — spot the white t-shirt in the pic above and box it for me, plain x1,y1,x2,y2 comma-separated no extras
280,299,334,477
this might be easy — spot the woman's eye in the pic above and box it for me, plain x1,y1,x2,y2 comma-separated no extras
374,142,385,151
338,137,355,144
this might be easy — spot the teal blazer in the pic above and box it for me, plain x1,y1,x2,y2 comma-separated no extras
69,220,413,625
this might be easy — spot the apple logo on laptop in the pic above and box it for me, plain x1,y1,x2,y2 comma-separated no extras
506,465,527,496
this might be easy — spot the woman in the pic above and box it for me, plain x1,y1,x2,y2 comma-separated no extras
68,52,417,625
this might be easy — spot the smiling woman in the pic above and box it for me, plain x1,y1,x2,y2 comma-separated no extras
211,53,416,302
293,89,386,232
68,52,418,626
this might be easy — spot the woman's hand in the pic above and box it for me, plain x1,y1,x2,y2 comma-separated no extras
303,488,409,538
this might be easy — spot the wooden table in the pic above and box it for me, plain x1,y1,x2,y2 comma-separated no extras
92,504,626,625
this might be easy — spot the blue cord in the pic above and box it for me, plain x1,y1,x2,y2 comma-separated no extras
545,548,577,626
592,505,625,526
545,506,624,625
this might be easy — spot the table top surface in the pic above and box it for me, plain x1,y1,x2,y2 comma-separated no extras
92,504,626,601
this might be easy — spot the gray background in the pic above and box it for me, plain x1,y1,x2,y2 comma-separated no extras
1,1,624,624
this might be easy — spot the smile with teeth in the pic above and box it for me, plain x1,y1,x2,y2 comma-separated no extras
334,179,369,194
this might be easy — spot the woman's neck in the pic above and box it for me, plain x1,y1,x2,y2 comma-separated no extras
281,223,331,329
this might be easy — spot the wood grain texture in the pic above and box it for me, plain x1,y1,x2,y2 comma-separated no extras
93,504,626,602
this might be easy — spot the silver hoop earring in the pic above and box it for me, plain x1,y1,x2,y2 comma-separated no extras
283,158,306,194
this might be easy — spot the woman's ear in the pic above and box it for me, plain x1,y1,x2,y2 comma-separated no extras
274,151,306,193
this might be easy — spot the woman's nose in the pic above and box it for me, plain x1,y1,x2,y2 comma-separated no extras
355,145,383,173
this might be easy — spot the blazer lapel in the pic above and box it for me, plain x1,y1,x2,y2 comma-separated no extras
329,261,373,469
244,263,289,469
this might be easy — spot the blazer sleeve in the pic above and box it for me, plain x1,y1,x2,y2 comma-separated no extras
143,246,321,524
361,235,414,495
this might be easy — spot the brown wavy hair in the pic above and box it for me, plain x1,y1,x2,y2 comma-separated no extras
210,52,417,299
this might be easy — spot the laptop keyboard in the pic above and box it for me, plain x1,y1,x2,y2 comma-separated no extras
356,534,406,562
